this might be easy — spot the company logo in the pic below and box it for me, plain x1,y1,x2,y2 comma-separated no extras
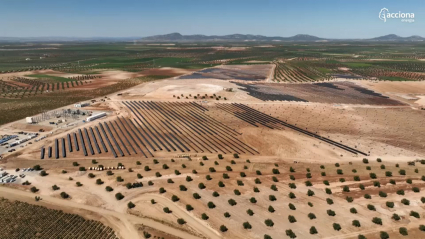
379,8,415,23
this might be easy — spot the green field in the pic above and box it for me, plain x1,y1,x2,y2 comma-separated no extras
25,74,70,82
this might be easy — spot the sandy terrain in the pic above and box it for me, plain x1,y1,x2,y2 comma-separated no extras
1,65,425,239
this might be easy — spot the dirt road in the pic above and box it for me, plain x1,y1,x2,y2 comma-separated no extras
0,186,213,239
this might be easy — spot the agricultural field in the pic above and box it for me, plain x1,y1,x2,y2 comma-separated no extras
1,41,425,239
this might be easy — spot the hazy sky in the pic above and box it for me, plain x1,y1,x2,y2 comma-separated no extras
0,0,423,38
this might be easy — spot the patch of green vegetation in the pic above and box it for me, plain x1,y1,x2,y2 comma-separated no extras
379,76,413,81
25,74,70,82
344,62,372,68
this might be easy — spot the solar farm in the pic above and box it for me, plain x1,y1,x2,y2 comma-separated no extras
1,42,425,239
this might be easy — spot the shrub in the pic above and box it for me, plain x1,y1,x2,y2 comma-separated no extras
171,195,179,202
115,193,124,200
186,204,194,211
179,185,187,191
127,201,135,209
288,215,297,223
392,213,401,221
60,192,69,199
399,227,408,236
265,219,274,227
367,204,376,211
228,199,237,206
401,198,410,205
207,201,216,209
352,220,361,227
372,217,382,225
327,209,336,216
333,223,341,231
243,222,251,229
410,211,420,218
163,207,171,213
380,231,389,239
286,229,296,238
177,218,186,225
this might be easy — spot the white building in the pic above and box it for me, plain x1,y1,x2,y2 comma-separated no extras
86,112,106,122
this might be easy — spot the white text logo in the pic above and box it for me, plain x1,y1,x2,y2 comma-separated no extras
379,8,415,23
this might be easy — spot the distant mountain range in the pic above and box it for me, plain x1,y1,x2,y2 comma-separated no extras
140,33,425,42
0,34,423,43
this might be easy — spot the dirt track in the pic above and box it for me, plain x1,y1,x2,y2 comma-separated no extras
0,186,216,239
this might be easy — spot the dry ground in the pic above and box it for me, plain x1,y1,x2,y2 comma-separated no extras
1,67,425,239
